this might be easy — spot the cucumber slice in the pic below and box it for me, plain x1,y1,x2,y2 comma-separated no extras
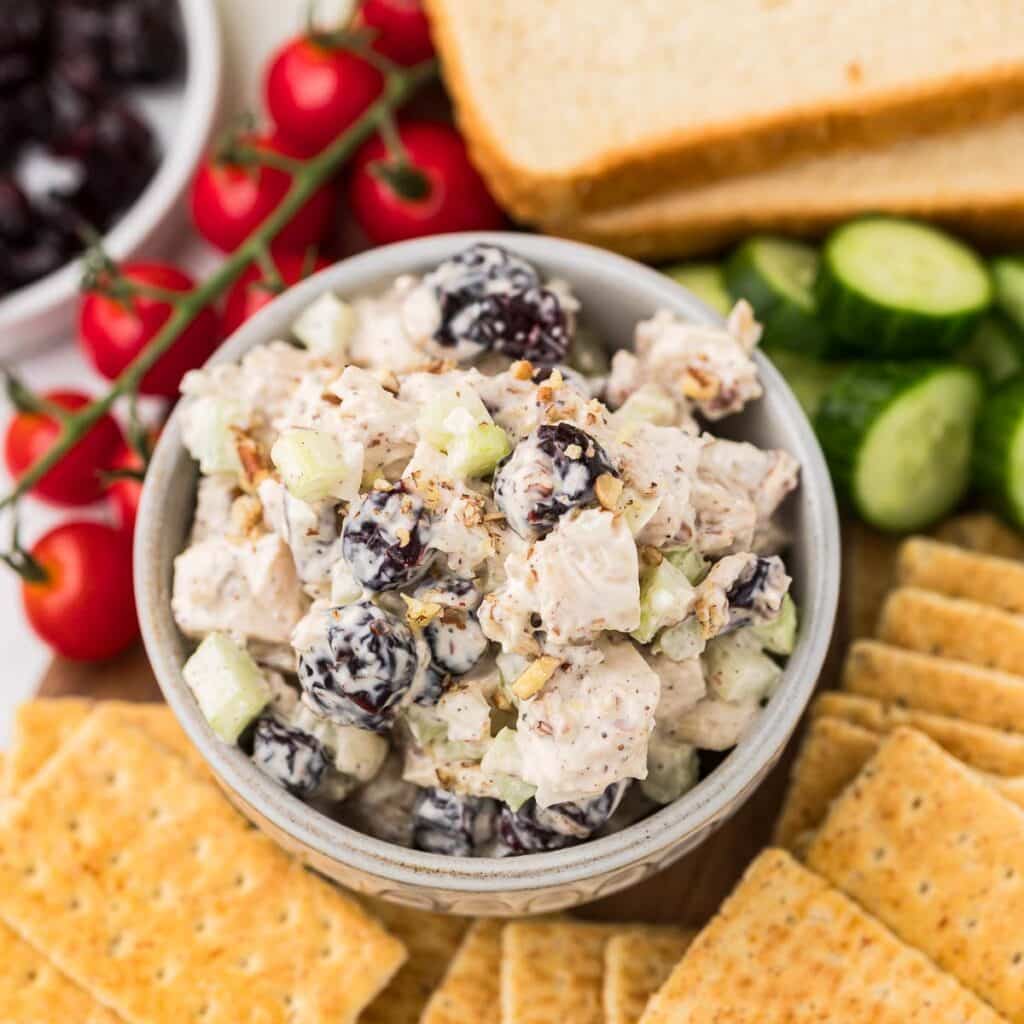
663,262,732,316
183,634,270,744
992,256,1024,333
726,237,831,355
974,375,1024,528
817,217,992,357
816,362,983,532
958,314,1024,386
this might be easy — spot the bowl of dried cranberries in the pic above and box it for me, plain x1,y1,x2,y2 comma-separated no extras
0,0,222,357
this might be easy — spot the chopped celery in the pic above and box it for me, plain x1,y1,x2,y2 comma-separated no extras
183,633,270,744
655,617,706,661
618,488,662,537
437,739,491,762
481,727,522,774
481,728,536,811
291,704,388,780
642,734,699,804
417,387,492,450
292,292,355,361
704,629,783,704
405,705,449,748
270,427,363,503
447,423,512,478
495,774,537,811
616,385,677,427
663,546,710,584
182,395,244,475
752,594,798,655
631,558,696,644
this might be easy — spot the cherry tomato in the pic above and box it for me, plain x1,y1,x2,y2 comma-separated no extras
79,262,222,398
265,37,384,155
222,250,330,336
22,522,138,661
360,0,434,65
4,391,123,507
106,441,145,533
348,121,504,244
190,134,336,253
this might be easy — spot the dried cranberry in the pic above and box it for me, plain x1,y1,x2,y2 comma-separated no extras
493,423,619,538
411,788,496,856
108,0,184,82
426,243,542,359
342,485,436,592
476,287,570,364
0,1,46,92
499,783,627,853
252,716,329,797
298,601,419,732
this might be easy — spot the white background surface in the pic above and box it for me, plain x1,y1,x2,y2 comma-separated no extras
0,0,309,746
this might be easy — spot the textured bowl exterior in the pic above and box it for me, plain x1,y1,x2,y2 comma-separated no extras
136,233,840,915
0,0,222,358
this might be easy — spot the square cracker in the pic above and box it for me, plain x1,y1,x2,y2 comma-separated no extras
604,926,695,1024
502,920,618,1024
773,717,881,852
639,849,1004,1024
4,699,205,796
878,588,1024,676
0,707,405,1024
843,640,1024,734
360,901,469,1024
807,728,1024,1022
0,920,121,1024
420,920,502,1024
812,692,1024,776
898,537,1024,615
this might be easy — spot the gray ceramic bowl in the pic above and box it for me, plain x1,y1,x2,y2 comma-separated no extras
136,232,840,916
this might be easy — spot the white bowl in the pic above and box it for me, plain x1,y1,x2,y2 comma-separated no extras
136,233,841,916
0,0,222,360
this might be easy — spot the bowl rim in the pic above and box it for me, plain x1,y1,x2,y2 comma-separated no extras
136,231,840,894
0,0,222,353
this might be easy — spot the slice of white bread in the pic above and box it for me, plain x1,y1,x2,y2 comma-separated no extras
425,0,1024,223
548,114,1024,260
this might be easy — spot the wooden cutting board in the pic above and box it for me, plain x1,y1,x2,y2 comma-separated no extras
36,527,875,926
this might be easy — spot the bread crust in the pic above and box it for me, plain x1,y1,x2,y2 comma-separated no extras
425,0,1024,224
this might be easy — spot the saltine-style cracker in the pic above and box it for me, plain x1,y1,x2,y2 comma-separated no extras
0,708,405,1024
604,927,696,1024
4,699,204,795
934,513,1024,560
878,588,1024,676
0,919,122,1024
807,728,1024,1021
843,641,1024,733
420,920,502,1024
360,901,468,1024
812,692,1024,776
773,717,881,852
898,537,1024,614
502,920,617,1024
639,849,1003,1023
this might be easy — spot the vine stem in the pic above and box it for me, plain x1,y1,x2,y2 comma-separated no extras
0,57,437,514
